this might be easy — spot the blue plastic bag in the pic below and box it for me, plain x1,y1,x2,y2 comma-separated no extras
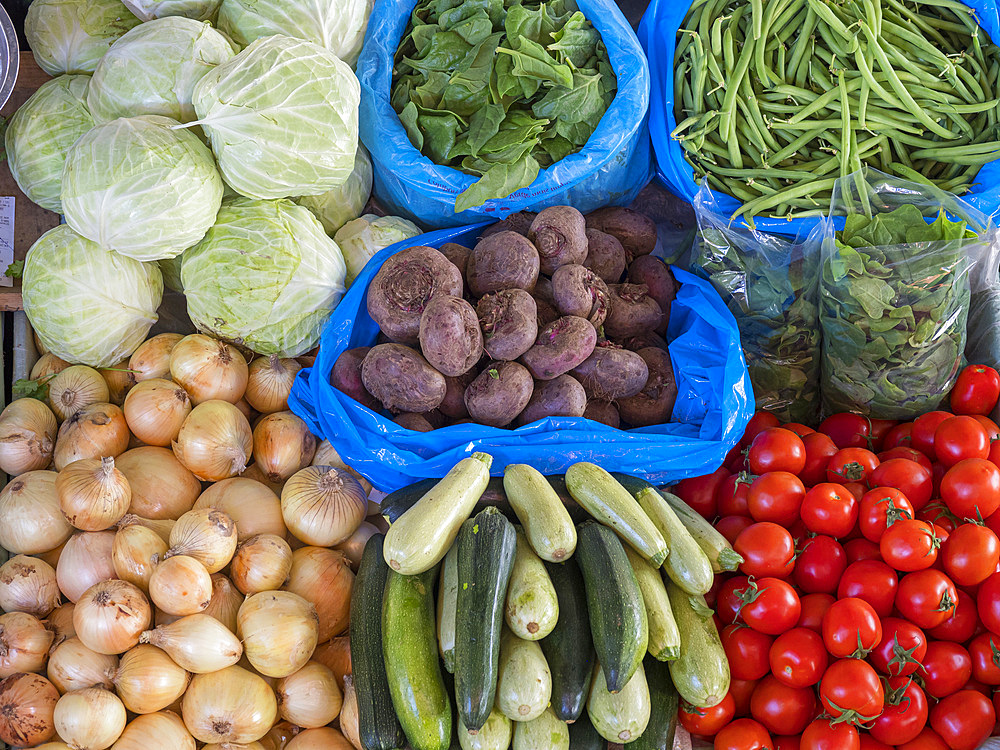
356,0,654,229
288,224,754,493
637,0,1000,236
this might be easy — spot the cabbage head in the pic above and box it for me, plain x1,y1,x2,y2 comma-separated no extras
295,144,372,235
159,255,185,292
182,197,348,356
61,115,224,262
23,225,163,368
122,0,221,22
190,35,360,200
217,0,372,67
334,214,422,286
4,75,94,214
25,0,141,76
87,17,235,124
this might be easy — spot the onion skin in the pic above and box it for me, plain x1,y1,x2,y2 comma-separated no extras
0,555,61,618
334,521,379,572
169,335,248,406
116,448,200,521
148,555,213,616
129,334,184,383
202,574,242,633
181,666,277,744
48,366,110,423
56,457,131,532
113,644,190,714
245,356,300,414
140,613,243,674
252,412,316,484
231,535,293,596
46,637,117,694
281,467,367,547
165,508,238,574
54,403,130,471
194,478,285,542
172,401,252,482
122,380,191,447
53,687,126,750
283,547,353,643
112,524,167,593
0,672,59,746
237,591,319,678
286,727,355,749
0,612,55,678
73,580,151,656
30,353,71,381
109,711,195,750
0,470,74,555
99,360,138,407
56,531,116,603
275,661,341,728
311,636,351,692
0,398,57,476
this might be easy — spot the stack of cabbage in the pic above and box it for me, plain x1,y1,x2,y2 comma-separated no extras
6,0,420,369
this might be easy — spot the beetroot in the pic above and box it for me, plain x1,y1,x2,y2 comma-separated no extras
519,316,597,381
571,345,649,400
628,255,676,331
603,284,665,339
516,375,587,426
585,207,657,260
331,347,380,410
394,413,435,432
439,372,476,419
418,295,483,376
551,264,609,327
466,231,540,297
584,400,621,429
361,344,446,414
479,211,536,238
528,206,588,275
464,362,534,427
584,228,627,283
618,347,677,426
477,289,537,361
439,242,471,277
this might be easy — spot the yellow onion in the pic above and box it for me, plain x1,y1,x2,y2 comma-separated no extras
48,366,110,422
37,540,67,570
234,397,255,422
259,721,299,750
0,612,55,677
56,531,116,603
31,353,71,381
57,457,131,531
0,555,61,617
231,535,293,595
245,356,301,414
116,514,175,543
275,661,341,728
149,556,212,616
0,672,59,746
169,335,248,405
286,728,354,750
283,548,353,642
195,478,286,542
334,522,379,572
311,637,350,692
98,361,137,407
140,614,243,674
165,508,238,573
54,687,126,750
122,380,191,447
128,334,184,383
339,675,360,750
0,397,57,475
54,403,130,471
237,591,318,678
311,442,373,495
45,603,76,646
281,467,366,547
73,580,150,655
205,743,267,750
203,574,242,633
113,644,189,714
32,743,73,750
181,665,276,744
172,401,252,481
251,413,315,485
0,470,73,555
112,524,167,593
154,610,183,628
116,447,200,521
241,463,286,495
47,637,117,694
111,711,194,750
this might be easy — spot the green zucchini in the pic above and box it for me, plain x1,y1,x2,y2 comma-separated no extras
384,453,493,574
625,658,679,750
455,507,517,731
502,464,577,562
575,521,647,694
567,713,604,750
437,544,459,673
587,662,651,744
350,534,406,750
383,568,452,750
660,489,743,572
496,628,552,722
382,478,437,522
457,707,512,750
540,560,594,723
665,578,731,709
623,546,681,661
635,487,714,595
512,707,569,750
564,463,668,566
505,529,559,641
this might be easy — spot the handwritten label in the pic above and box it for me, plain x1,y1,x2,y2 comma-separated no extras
0,197,13,288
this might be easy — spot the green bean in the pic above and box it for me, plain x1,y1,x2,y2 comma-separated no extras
733,177,839,220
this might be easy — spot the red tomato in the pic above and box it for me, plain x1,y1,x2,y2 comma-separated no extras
950,364,1000,416
735,522,796,579
926,588,978,643
792,535,845,594
868,676,928,746
724,443,745,474
800,483,859,539
800,432,838,486
879,518,940,572
869,459,934,511
796,593,835,632
972,415,1000,441
819,659,885,723
821,597,882,659
720,624,773,681
868,617,927,677
783,422,815,437
935,416,991,467
929,690,996,750
895,569,959,629
715,515,754,545
859,737,894,750
976,571,1000,635
921,641,972,698
942,523,1000,586
897,728,950,750
843,538,882,564
716,575,749,625
963,677,992,696
819,413,871,449
859,487,915,543
915,501,960,535
774,737,801,750
911,411,953,457
748,428,807,476
869,419,898,452
940,458,1000,520
713,718,772,750
989,439,1000,471
883,422,914,451
729,678,758,717
717,474,753,517
742,411,782,446
827,448,880,485
838,560,898,618
740,578,801,635
749,675,816,736
746,472,806,527
878,446,933,471
678,693,735,736
968,631,1000,685
768,627,827,688
673,468,728,519
800,719,859,750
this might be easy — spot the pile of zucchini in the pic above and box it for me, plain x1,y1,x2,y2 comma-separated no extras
350,454,740,750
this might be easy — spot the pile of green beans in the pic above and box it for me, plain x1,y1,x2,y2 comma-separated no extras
674,0,1000,221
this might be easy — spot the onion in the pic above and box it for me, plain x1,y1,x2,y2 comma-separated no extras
169,335,248,405
73,580,150,655
311,442,373,495
154,609,183,628
0,398,57,476
286,728,354,750
48,366,110,422
129,334,184,383
116,514,175,543
57,531,116,603
0,612,55,678
140,614,243,674
110,711,195,750
32,743,73,750
235,397,256,422
31,353,71,381
283,548,353,643
37,540,67,570
275,661,341,728
122,380,191,447
238,591,318,678
259,721,299,750
57,457,131,531
231,535,293,595
311,637,351,691
113,524,168,593
113,644,189,714
98,361,137,407
0,471,73,555
116,447,201,521
0,554,60,618
47,636,117,694
194,479,286,542
0,672,59,746
339,675,360,750
281,467,366,547
54,687,126,750
165,509,238,573
204,744,267,750
251,412,316,485
181,665,277,744
172,401,252,481
334,522,380,572
45,603,76,646
149,556,212,616
241,463,286,495
203,575,242,633
54,404,130,471
245,356,301,414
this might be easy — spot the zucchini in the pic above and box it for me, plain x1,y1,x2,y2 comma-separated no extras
512,707,569,750
383,568,452,750
623,546,680,661
635,486,714,596
564,463,668,566
575,521,647,694
437,544,459,674
540,560,593,723
496,628,552,722
457,707,512,750
665,578,730,708
382,478,437,522
350,534,407,750
505,529,559,641
384,453,493,574
625,658,679,750
455,507,517,731
567,713,604,750
502,464,577,562
587,662,651,744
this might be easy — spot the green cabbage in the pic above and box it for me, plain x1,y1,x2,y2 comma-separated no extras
190,35,360,200
61,115,224,262
87,17,235,124
182,197,348,356
334,214,422,286
122,0,222,21
4,75,94,214
295,144,373,235
159,255,185,292
23,226,163,368
25,0,141,76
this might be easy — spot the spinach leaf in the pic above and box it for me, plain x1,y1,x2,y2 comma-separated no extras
455,156,540,212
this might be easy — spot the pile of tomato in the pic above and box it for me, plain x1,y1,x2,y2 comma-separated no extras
674,365,1000,750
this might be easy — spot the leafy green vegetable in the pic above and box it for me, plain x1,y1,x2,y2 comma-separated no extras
12,378,51,402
